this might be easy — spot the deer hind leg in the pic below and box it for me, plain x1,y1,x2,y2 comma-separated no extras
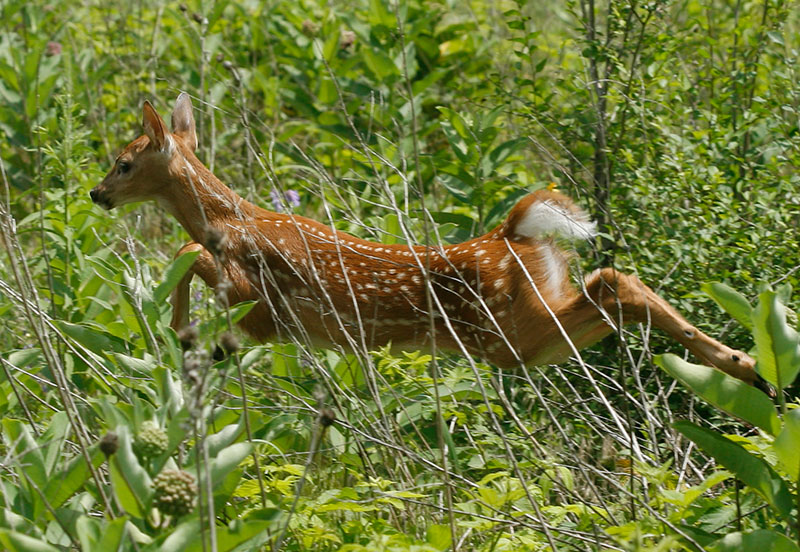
562,267,758,385
170,242,218,333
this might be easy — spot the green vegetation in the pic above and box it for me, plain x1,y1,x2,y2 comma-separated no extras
1,0,799,550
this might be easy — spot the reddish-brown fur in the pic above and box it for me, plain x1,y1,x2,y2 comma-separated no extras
91,94,761,387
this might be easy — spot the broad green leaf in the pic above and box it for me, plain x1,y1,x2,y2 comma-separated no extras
368,0,395,27
3,419,47,489
198,301,256,336
320,29,339,63
427,524,452,552
483,137,527,176
752,291,800,391
0,529,60,552
674,421,793,521
209,443,252,490
207,424,243,459
76,516,101,552
54,321,127,355
166,515,275,552
656,354,779,435
110,352,156,374
438,107,472,162
153,250,200,305
702,282,753,330
774,408,800,480
363,48,397,80
153,518,201,552
109,426,151,518
439,120,469,163
44,444,105,510
708,529,800,552
209,520,273,552
317,77,337,105
40,412,70,476
92,516,128,552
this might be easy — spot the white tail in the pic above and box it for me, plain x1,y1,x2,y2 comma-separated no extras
90,93,763,389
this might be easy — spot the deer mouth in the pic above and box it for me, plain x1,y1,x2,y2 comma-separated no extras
89,188,114,210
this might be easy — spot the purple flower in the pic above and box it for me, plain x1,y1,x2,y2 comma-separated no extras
285,189,301,207
46,41,62,56
269,189,301,212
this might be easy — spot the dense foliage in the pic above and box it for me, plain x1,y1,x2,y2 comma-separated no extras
0,0,798,550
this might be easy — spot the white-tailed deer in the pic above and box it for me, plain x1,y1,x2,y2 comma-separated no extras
91,93,764,390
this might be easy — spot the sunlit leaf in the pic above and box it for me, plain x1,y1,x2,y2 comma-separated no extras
656,354,779,435
209,442,253,490
674,421,793,521
708,529,800,552
752,291,800,391
153,250,200,305
702,282,753,330
774,409,800,481
3,419,47,489
427,524,452,552
44,445,104,510
0,529,60,552
109,426,151,518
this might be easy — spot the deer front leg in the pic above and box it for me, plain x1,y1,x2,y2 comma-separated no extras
170,242,219,333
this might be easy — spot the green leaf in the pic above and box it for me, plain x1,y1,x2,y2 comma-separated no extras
155,518,202,552
427,524,452,551
197,301,257,336
209,443,253,490
3,419,47,489
774,408,800,480
109,426,152,518
54,321,127,355
44,444,105,510
483,137,527,176
368,0,395,28
92,516,128,552
439,121,469,163
320,29,339,62
438,107,473,163
207,424,244,459
363,48,397,80
0,529,61,552
674,421,793,521
211,519,274,552
76,515,100,552
702,282,753,330
766,31,785,46
708,529,800,552
153,250,200,305
752,291,800,391
656,354,779,435
110,352,156,374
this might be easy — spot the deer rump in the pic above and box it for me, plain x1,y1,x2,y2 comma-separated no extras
90,93,761,388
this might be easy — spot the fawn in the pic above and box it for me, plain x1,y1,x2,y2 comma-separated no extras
90,93,763,389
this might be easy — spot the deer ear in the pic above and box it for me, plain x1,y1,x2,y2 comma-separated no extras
171,92,198,151
142,101,169,151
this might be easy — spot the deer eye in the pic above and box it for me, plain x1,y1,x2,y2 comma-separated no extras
117,161,131,175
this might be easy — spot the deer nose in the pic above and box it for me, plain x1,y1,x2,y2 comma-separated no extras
90,188,99,203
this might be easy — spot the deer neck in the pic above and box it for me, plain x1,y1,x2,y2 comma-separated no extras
160,153,257,247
